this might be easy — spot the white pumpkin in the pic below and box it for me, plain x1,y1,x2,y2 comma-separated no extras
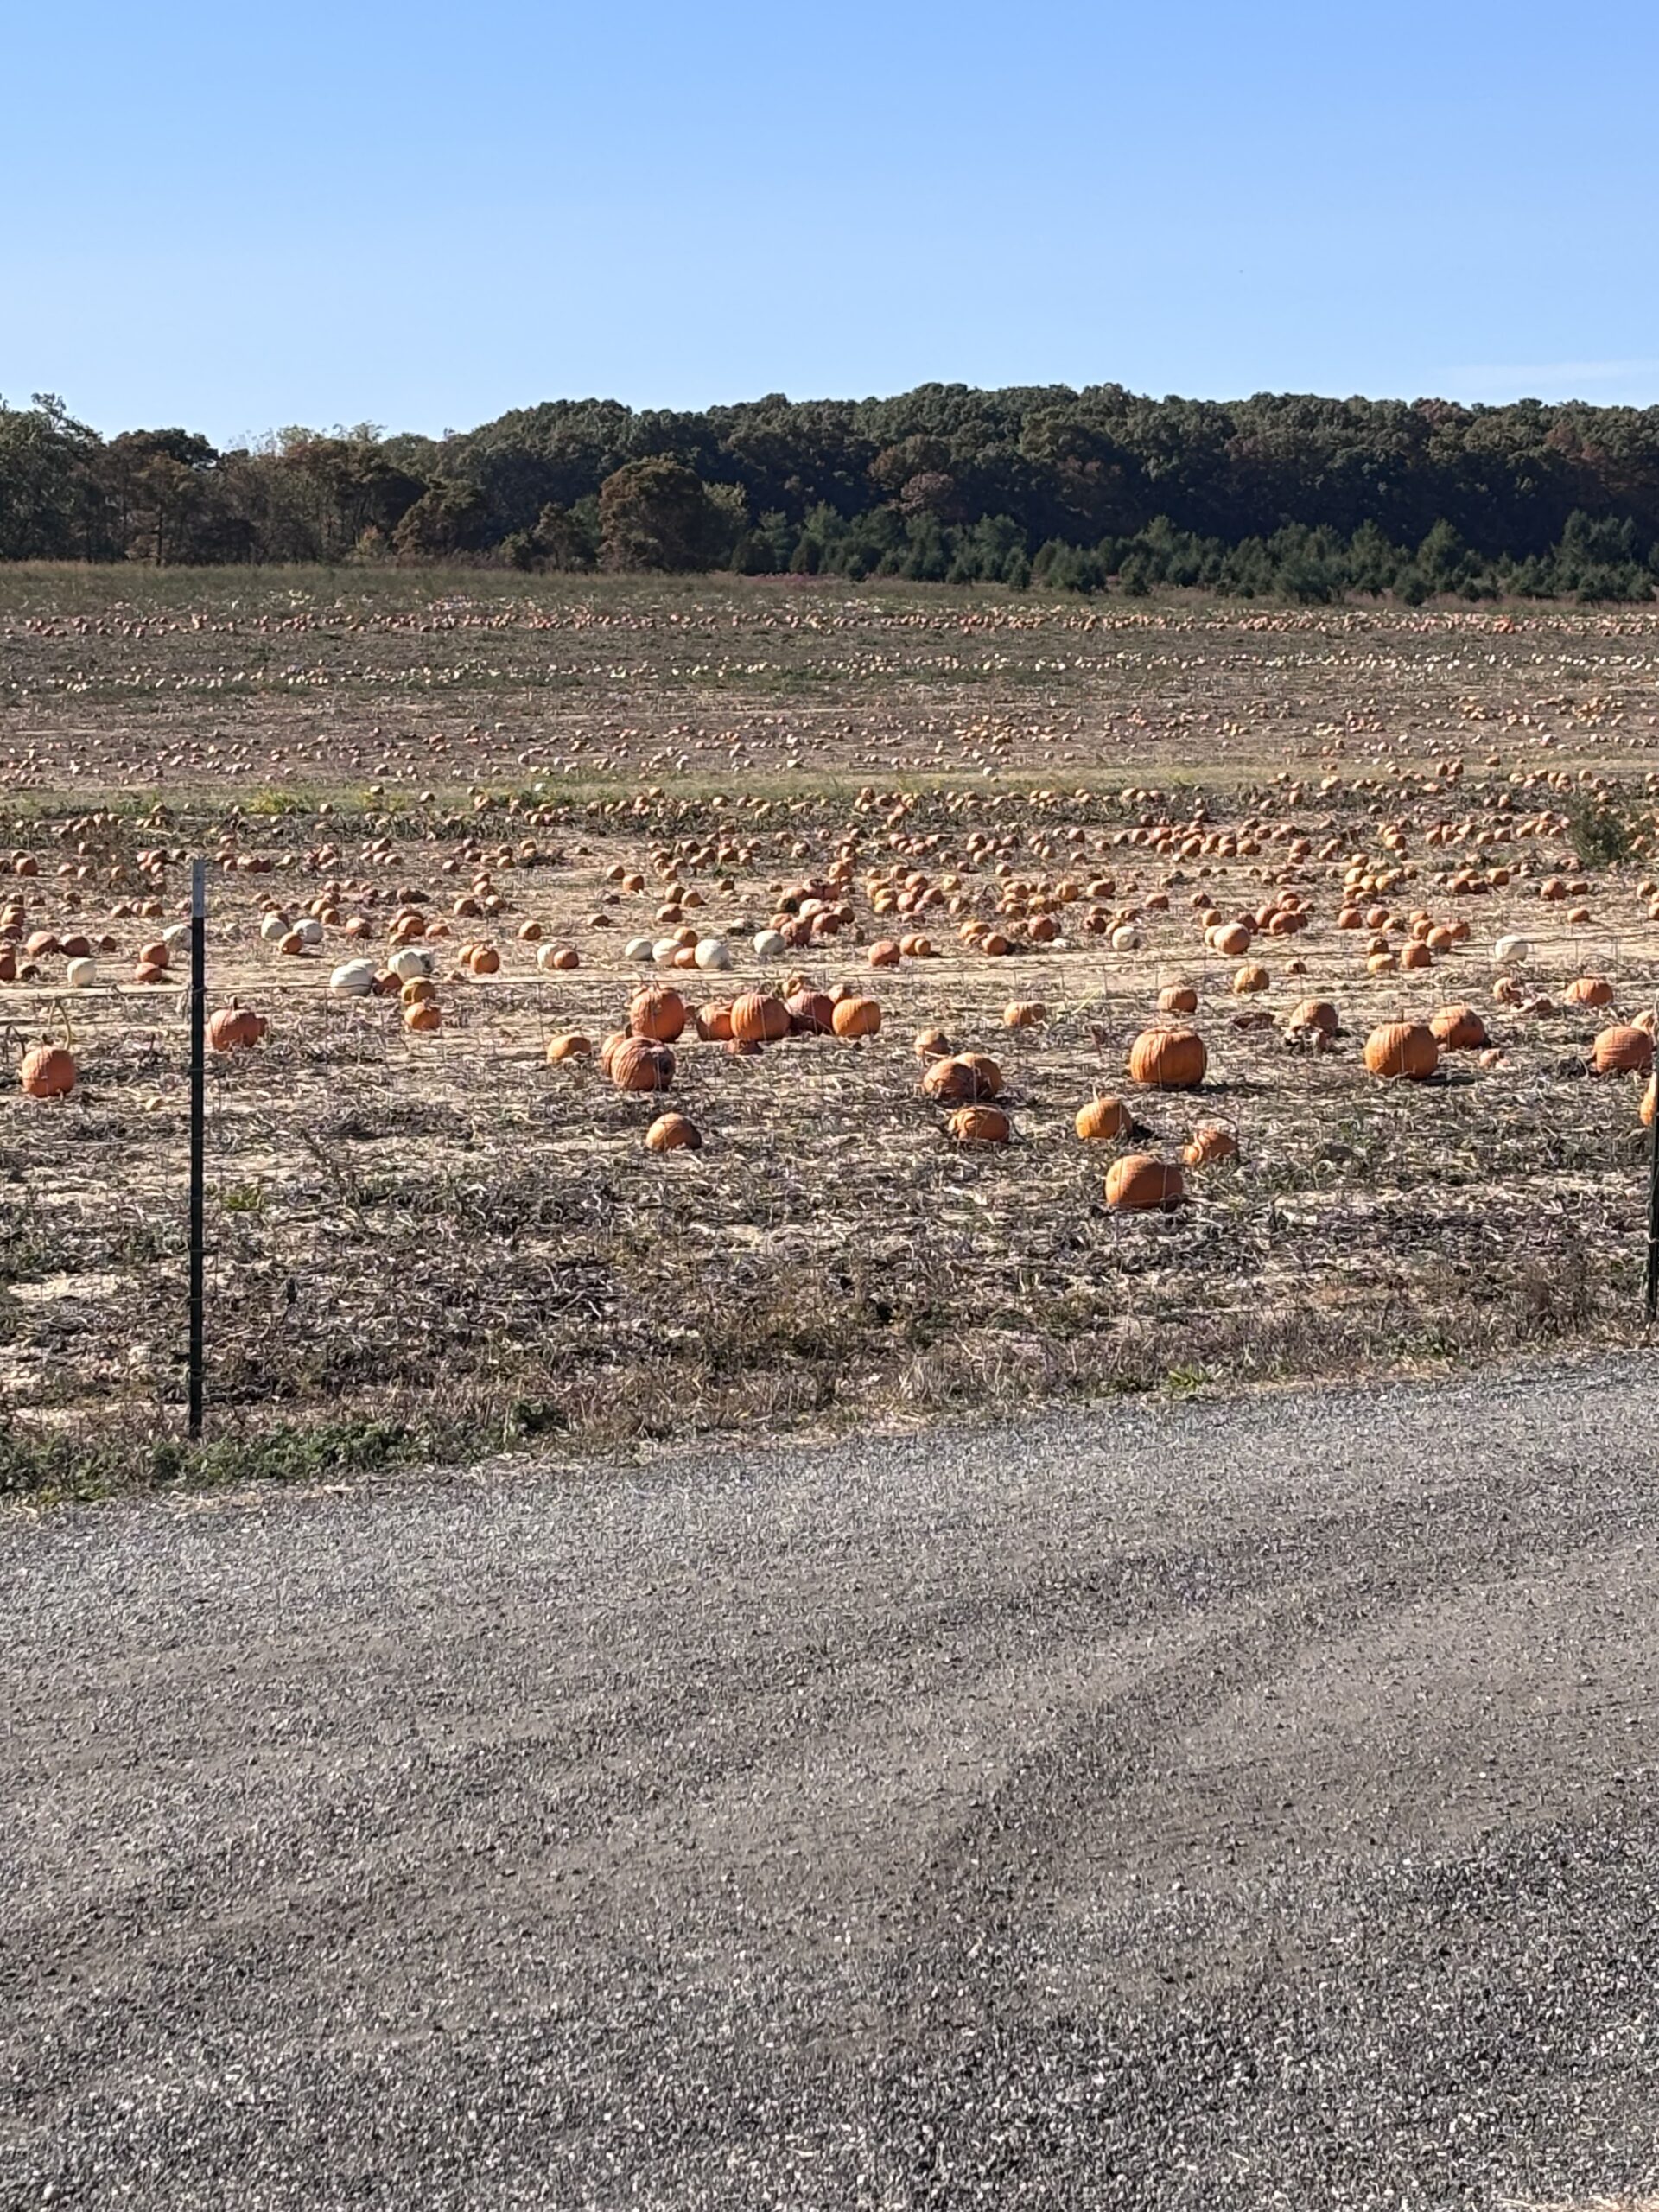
753,929,787,959
1111,925,1141,951
1494,933,1531,967
64,957,96,989
258,912,290,944
329,959,378,997
623,937,655,963
652,937,680,963
295,916,324,946
693,938,731,971
387,946,432,983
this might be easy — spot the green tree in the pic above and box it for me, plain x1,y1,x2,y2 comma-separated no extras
391,480,493,558
598,457,726,571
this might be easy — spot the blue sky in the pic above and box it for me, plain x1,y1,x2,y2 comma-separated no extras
6,0,1656,443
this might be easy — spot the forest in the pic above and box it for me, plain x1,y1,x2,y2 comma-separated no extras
4,382,1659,602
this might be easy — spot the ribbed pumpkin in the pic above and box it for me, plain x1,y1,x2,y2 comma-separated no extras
610,1039,677,1092
731,991,791,1044
645,1111,702,1152
1429,1004,1488,1051
1591,1024,1653,1075
1363,1021,1439,1080
630,985,687,1043
1565,976,1614,1007
696,1001,734,1042
19,1046,76,1098
1075,1096,1131,1141
948,1105,1010,1144
1104,1154,1185,1211
1128,1027,1206,1090
830,995,882,1039
403,1000,442,1033
1158,984,1198,1014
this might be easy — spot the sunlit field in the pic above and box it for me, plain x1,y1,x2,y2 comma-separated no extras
6,568,1659,1497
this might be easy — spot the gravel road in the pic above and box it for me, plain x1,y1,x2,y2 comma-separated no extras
4,1357,1658,2211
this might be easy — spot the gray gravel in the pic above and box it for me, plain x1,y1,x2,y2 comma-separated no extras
4,1356,1659,2211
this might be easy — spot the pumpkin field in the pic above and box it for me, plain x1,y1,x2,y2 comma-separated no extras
4,565,1659,1496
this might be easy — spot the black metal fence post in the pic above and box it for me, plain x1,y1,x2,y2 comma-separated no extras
188,860,207,1437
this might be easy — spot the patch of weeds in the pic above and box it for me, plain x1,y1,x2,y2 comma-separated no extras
1567,793,1639,868
505,1395,570,1439
0,1414,440,1503
219,1181,265,1215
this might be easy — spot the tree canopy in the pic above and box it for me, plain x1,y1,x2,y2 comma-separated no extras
4,382,1659,601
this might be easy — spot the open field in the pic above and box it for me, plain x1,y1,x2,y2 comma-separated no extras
6,567,1659,1495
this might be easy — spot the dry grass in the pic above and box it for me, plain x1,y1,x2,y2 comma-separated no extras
5,572,1659,1497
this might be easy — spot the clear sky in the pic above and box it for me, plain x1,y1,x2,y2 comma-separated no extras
6,0,1657,445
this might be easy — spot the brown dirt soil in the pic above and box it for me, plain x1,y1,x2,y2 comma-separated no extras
4,569,1659,1492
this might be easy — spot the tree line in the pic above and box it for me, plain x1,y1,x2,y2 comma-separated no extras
5,383,1659,602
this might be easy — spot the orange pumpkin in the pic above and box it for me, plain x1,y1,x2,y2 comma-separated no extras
1158,984,1198,1014
1104,1154,1185,1211
1286,998,1339,1037
19,1046,76,1098
948,1105,1010,1144
1591,1024,1653,1076
785,989,836,1036
1128,1027,1206,1090
1182,1123,1237,1168
1075,1096,1131,1142
1363,1022,1440,1080
1428,1004,1488,1051
731,991,791,1045
545,1032,591,1063
630,985,687,1043
922,1053,1001,1103
610,1039,677,1091
645,1111,702,1152
1565,976,1615,1007
830,995,882,1039
207,1007,264,1052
